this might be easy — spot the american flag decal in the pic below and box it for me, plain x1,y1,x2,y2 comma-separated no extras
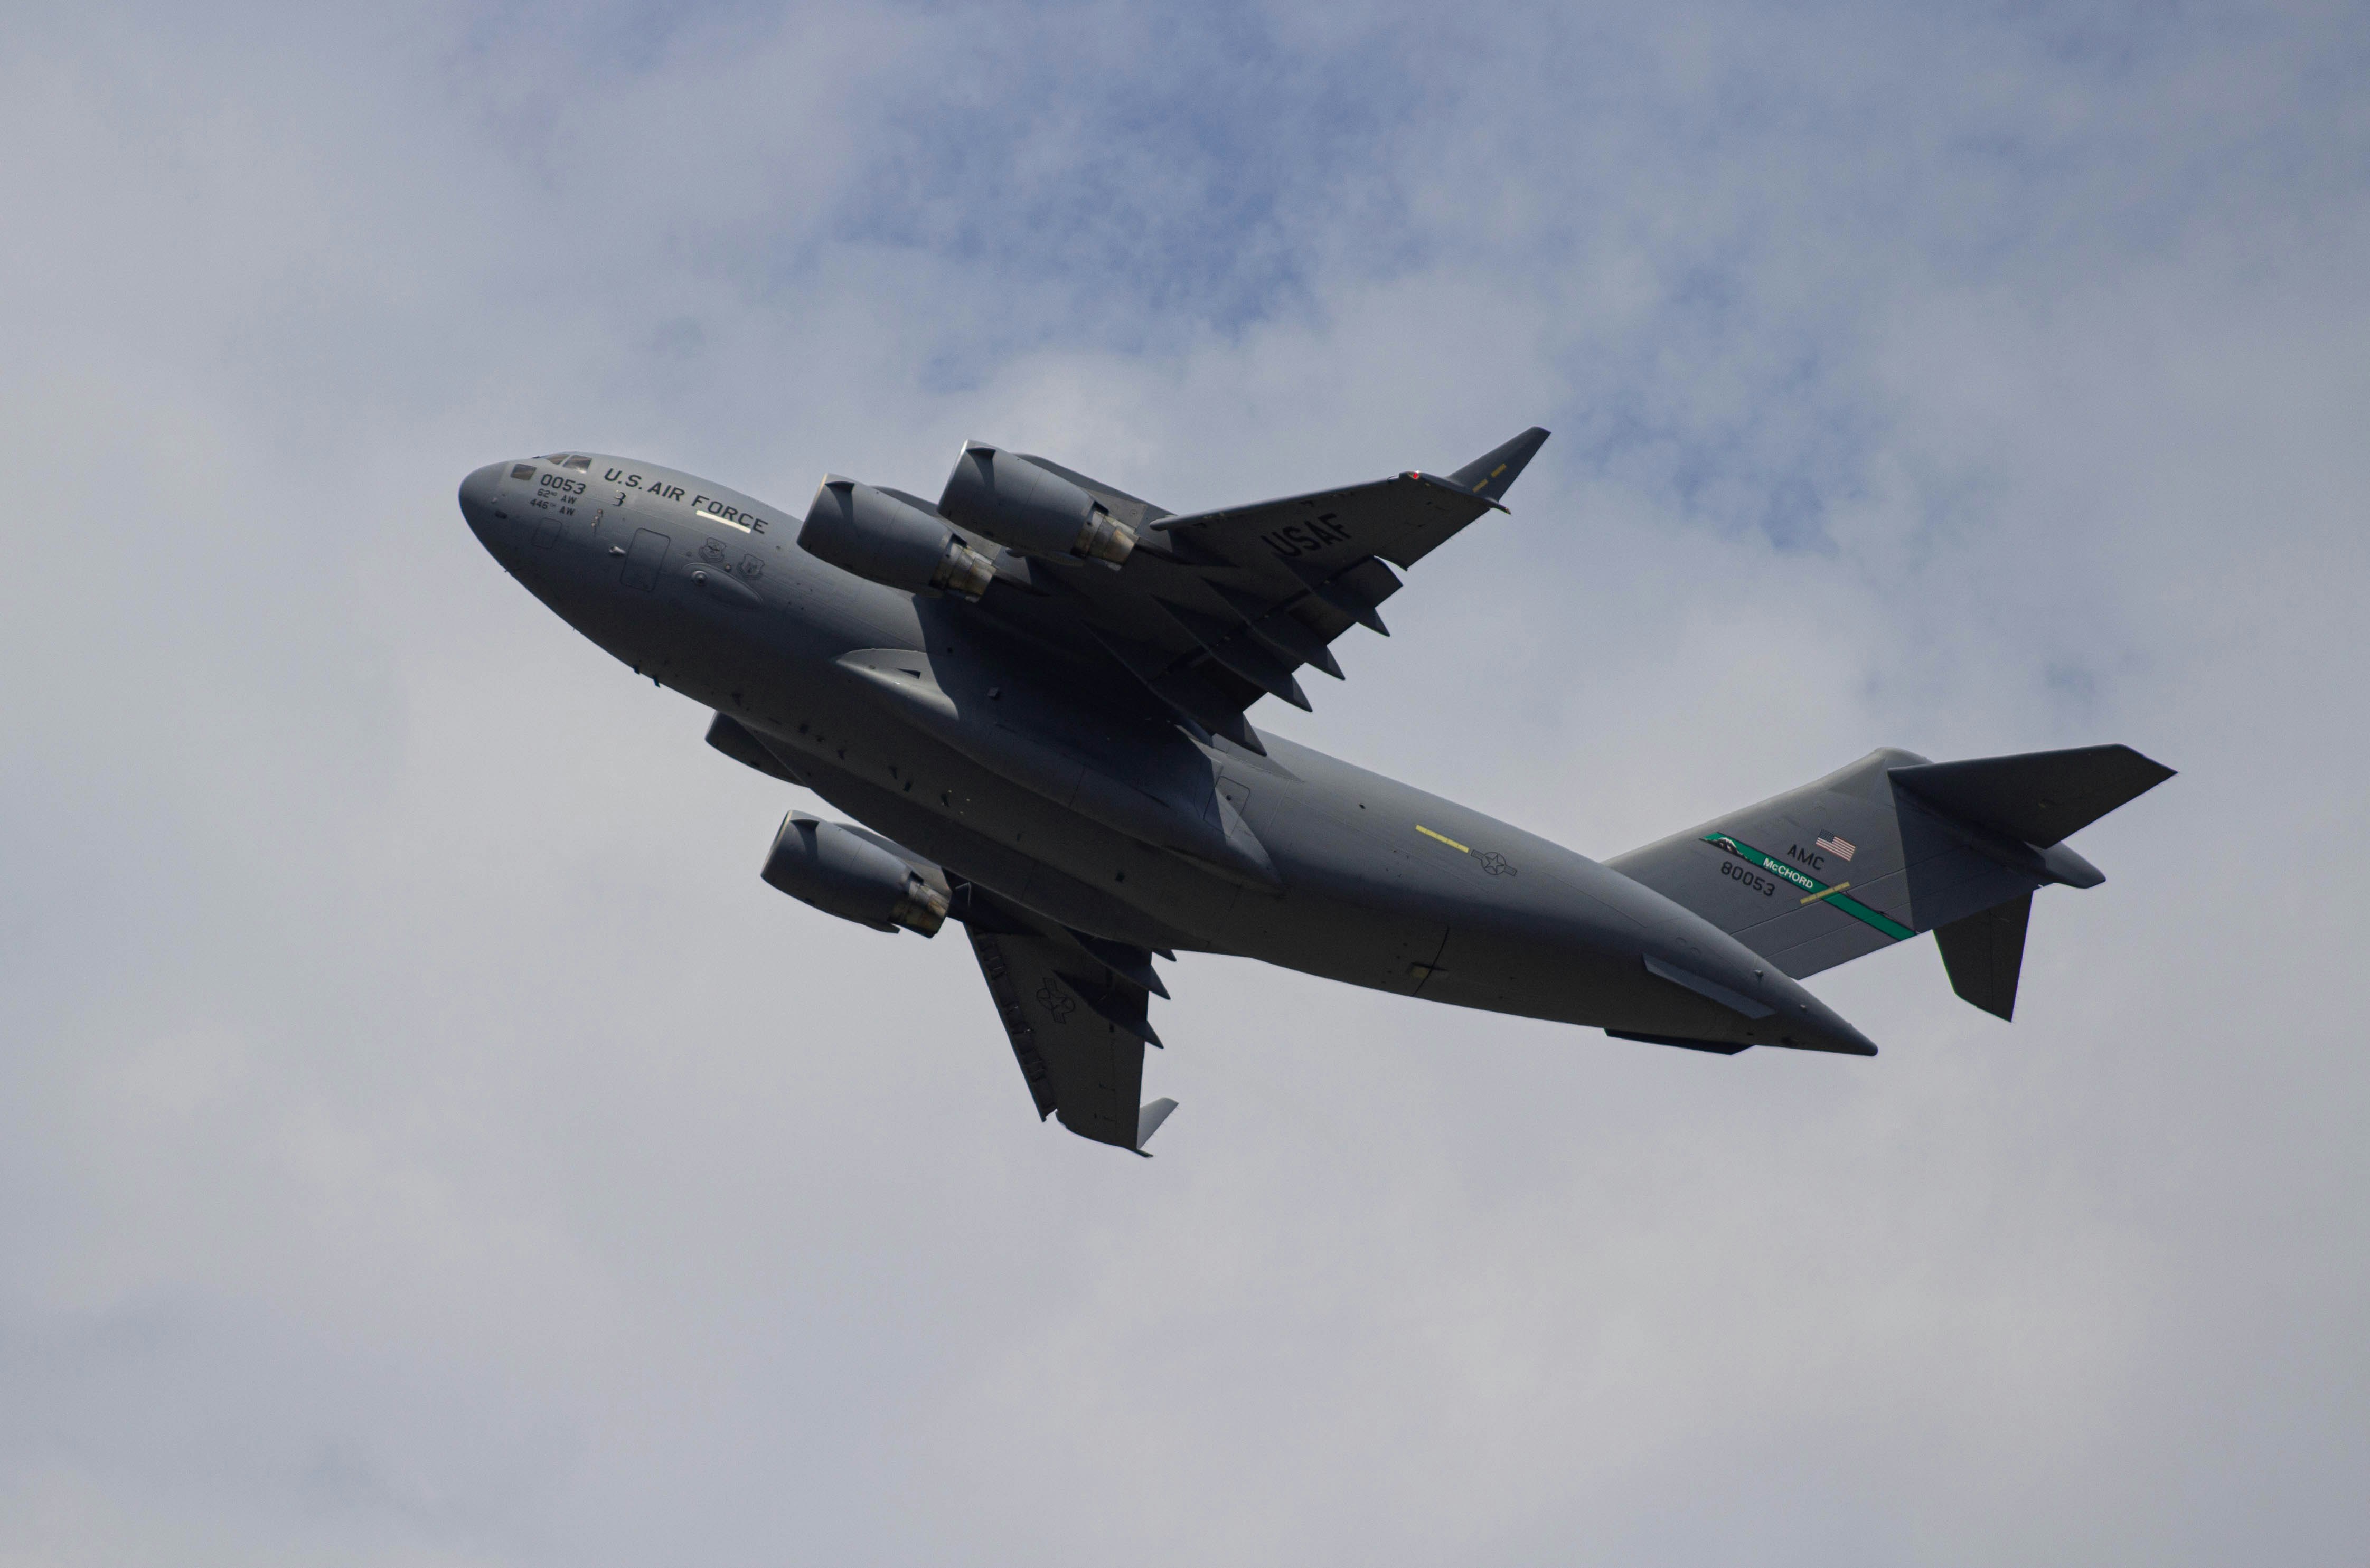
1816,834,1856,861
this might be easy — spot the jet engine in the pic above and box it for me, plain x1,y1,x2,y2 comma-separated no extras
937,441,1135,568
760,813,951,936
798,476,995,600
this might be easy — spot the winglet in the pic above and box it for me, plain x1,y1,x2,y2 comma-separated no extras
1134,1098,1179,1155
1448,427,1550,507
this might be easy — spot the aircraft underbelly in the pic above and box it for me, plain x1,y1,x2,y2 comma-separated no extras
1205,740,1780,1038
757,729,1239,952
1218,889,1447,997
623,589,1799,1045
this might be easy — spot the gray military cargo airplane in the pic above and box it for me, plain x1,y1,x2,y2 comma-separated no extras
459,430,2171,1155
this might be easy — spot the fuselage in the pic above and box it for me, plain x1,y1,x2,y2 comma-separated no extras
458,452,1876,1055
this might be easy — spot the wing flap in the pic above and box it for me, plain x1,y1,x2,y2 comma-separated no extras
968,925,1063,1120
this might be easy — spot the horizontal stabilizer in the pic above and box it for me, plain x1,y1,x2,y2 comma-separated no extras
1890,744,2174,847
1934,893,2032,1021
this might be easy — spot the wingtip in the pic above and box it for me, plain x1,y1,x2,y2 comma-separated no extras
1447,426,1552,504
1136,1097,1179,1151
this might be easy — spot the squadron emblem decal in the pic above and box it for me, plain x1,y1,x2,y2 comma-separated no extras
1035,979,1078,1023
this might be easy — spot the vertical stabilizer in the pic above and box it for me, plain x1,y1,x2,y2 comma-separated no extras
1933,894,2033,1021
1609,745,2170,1019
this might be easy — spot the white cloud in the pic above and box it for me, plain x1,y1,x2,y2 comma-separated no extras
2,1,2365,1563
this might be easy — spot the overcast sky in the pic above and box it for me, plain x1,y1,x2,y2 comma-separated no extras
4,1,2366,1563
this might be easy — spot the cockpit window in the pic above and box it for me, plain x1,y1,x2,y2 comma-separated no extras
510,462,538,480
562,455,592,470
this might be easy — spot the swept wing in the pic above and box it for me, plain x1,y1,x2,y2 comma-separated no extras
960,428,1549,752
957,883,1178,1155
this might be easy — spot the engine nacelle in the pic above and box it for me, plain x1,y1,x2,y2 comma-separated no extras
760,813,950,937
798,476,995,600
937,441,1136,568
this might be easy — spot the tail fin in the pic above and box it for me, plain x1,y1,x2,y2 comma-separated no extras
1606,745,2173,1018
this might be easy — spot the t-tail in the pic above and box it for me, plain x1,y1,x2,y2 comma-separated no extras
1609,745,2175,1020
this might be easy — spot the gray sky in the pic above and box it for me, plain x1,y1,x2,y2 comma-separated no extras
3,1,2365,1562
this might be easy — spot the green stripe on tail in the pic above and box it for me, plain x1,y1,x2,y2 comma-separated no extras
1703,834,1915,942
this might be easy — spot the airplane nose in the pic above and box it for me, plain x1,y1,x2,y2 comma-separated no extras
458,462,509,550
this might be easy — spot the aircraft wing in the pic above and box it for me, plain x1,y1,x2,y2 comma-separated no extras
968,428,1548,753
956,884,1179,1154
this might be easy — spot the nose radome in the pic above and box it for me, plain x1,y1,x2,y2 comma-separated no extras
458,462,509,548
